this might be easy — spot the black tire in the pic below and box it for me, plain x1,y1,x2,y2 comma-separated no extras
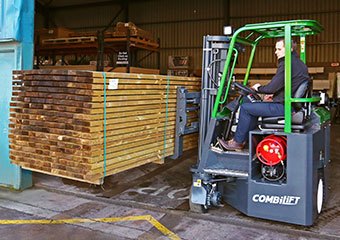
316,169,326,214
189,187,208,213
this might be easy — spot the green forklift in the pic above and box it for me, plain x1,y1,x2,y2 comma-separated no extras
190,20,330,226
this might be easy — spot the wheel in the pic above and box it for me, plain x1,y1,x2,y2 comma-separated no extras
316,169,326,214
189,187,208,213
233,81,261,100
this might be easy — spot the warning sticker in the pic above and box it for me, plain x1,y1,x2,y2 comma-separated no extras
108,79,119,90
193,179,202,187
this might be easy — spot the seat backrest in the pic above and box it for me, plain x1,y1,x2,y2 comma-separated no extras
294,80,309,98
261,81,311,130
293,80,309,111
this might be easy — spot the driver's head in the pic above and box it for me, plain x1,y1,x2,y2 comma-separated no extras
275,38,297,60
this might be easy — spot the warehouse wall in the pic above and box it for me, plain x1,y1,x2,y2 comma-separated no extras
35,2,126,32
228,0,340,68
129,0,225,73
130,0,339,73
35,0,340,74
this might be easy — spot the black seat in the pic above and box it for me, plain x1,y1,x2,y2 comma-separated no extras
261,80,310,131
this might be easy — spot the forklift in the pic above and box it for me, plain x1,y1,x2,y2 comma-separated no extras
189,20,331,226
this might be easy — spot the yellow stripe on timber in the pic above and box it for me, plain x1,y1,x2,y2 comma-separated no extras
0,214,181,240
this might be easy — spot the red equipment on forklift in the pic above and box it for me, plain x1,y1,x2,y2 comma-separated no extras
256,135,287,181
257,135,287,166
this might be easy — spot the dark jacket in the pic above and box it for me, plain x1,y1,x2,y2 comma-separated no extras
257,52,310,103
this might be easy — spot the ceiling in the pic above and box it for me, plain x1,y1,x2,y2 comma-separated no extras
35,0,157,8
36,0,119,8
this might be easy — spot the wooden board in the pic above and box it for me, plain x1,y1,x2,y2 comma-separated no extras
42,36,97,45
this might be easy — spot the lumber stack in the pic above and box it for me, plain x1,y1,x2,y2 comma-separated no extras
9,70,200,184
113,22,155,41
35,27,74,44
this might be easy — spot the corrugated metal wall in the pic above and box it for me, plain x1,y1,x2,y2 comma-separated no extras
130,0,339,72
129,0,225,73
45,3,125,32
228,0,340,67
35,0,340,73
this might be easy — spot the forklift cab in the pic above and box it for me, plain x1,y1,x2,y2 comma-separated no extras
190,20,331,226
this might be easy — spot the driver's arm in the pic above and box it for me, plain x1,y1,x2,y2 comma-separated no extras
252,83,261,91
256,60,285,94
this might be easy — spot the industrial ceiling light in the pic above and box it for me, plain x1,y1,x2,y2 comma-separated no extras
223,26,233,35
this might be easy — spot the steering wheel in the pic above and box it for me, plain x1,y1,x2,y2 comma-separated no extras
233,81,261,100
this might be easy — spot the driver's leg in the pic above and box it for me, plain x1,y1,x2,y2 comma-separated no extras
234,102,258,143
235,102,284,142
219,102,284,150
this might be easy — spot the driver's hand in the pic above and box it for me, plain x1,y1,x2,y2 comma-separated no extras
252,83,261,92
263,94,273,102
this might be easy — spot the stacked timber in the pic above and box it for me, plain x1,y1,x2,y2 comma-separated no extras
113,22,155,41
9,70,200,184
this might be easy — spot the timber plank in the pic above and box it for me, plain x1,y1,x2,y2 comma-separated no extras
11,119,174,157
10,108,177,126
10,114,176,137
9,127,191,160
10,129,178,168
10,128,176,160
11,126,176,155
10,136,174,171
11,135,196,180
12,110,176,130
10,121,176,146
10,102,177,115
20,74,200,86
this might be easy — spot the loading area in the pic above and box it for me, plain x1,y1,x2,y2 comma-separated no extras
0,123,339,239
1,2,340,239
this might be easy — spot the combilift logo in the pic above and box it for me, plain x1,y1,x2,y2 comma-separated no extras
252,194,301,206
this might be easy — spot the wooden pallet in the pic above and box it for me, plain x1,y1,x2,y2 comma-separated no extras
42,36,97,45
9,70,200,184
104,36,159,49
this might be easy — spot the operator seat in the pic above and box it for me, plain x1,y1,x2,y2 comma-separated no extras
260,80,310,131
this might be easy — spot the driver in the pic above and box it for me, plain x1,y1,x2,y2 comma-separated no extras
218,38,310,151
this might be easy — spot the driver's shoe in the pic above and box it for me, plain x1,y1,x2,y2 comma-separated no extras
217,138,245,151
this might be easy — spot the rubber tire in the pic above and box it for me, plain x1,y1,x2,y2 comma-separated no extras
189,187,208,213
316,169,326,214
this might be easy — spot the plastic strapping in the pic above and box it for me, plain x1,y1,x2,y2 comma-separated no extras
163,76,170,160
101,72,107,177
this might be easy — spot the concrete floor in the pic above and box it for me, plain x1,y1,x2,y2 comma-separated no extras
0,123,339,240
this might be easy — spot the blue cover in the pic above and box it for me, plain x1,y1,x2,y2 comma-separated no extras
0,0,34,42
0,0,34,189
